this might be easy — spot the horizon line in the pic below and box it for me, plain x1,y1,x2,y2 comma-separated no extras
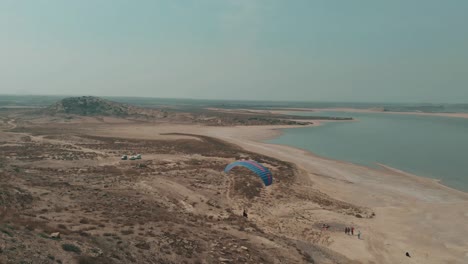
0,93,465,106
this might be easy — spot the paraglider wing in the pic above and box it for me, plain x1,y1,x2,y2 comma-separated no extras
224,160,273,186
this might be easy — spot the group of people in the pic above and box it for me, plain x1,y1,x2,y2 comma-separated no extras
345,226,361,239
345,226,354,235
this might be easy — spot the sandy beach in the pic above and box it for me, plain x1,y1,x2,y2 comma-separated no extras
209,126,468,264
86,123,468,264
2,111,468,263
268,107,468,119
214,126,468,264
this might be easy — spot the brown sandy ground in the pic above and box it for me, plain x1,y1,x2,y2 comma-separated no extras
0,119,370,264
62,122,468,264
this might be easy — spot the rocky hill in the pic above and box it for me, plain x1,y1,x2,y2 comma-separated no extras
47,96,138,116
45,96,177,121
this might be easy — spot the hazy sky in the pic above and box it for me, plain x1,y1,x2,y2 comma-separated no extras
1,0,467,103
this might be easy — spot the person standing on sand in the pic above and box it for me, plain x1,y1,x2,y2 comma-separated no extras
351,227,354,235
357,230,361,239
345,227,348,234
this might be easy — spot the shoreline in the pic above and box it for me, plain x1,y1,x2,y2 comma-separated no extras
249,113,467,195
204,125,468,263
27,121,468,263
286,108,468,119
223,106,468,119
272,107,468,119
245,125,468,195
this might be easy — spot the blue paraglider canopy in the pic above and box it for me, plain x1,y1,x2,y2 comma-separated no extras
224,160,273,186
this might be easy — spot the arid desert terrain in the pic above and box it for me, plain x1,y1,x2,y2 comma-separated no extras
1,98,467,264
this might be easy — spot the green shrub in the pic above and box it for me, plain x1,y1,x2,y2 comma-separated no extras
0,228,13,237
62,244,81,254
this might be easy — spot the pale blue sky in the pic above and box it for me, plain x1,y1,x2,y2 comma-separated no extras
0,0,467,102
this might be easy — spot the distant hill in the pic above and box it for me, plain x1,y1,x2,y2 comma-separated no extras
44,96,173,118
47,96,154,116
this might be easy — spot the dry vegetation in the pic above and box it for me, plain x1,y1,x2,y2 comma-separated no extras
0,116,370,264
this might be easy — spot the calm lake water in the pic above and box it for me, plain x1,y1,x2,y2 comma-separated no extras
267,111,468,192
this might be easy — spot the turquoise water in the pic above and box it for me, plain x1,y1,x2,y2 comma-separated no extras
267,111,468,192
